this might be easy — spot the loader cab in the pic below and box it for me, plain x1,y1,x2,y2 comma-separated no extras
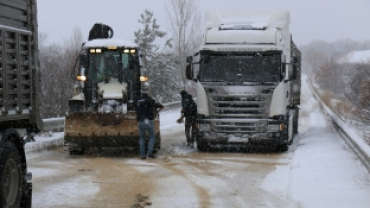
75,39,143,111
85,47,138,84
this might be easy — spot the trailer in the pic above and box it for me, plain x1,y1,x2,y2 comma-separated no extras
0,0,44,207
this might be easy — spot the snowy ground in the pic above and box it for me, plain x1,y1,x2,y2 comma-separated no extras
263,74,370,207
27,74,370,208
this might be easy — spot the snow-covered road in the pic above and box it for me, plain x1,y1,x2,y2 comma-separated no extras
27,75,370,208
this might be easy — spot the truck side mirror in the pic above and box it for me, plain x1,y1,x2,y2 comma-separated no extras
291,56,300,80
292,56,299,64
186,63,193,80
292,65,298,80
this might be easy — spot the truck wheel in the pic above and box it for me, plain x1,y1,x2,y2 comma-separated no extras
287,109,294,145
0,141,23,207
293,107,299,135
277,143,288,152
277,115,290,152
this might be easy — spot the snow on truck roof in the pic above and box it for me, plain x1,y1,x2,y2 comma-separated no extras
203,10,291,46
205,10,290,29
83,39,138,49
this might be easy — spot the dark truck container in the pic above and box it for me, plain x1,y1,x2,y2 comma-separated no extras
0,0,43,207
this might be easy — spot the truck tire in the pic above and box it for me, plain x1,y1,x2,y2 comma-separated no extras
20,183,32,208
277,143,288,152
277,115,290,152
293,107,299,135
0,141,23,207
287,109,294,145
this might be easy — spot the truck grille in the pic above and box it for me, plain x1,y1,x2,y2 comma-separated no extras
205,86,274,133
209,95,271,119
213,120,266,132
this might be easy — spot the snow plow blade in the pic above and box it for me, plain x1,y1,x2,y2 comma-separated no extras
64,112,160,153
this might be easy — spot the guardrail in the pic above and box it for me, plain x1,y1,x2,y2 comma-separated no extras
331,119,370,174
42,101,183,132
42,117,65,132
309,78,370,174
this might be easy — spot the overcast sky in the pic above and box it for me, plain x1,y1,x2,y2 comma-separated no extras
37,0,370,47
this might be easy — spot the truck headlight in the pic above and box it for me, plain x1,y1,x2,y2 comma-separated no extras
267,124,285,131
199,123,211,131
267,125,280,132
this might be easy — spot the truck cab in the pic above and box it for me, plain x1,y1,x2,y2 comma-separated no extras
186,10,301,152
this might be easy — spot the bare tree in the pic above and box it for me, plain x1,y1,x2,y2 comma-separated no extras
38,28,83,118
64,27,84,79
357,76,370,122
165,0,202,89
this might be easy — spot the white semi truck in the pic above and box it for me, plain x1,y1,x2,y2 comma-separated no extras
186,10,301,152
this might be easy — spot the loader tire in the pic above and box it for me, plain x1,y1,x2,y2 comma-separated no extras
197,137,208,152
0,141,23,207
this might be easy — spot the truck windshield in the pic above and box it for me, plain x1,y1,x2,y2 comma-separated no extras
88,51,135,83
198,52,281,83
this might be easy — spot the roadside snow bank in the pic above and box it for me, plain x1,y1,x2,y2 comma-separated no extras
25,132,64,153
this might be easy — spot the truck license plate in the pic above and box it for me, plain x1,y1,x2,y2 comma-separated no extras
228,136,249,143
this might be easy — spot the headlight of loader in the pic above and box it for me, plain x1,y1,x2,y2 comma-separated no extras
140,76,148,82
76,75,86,82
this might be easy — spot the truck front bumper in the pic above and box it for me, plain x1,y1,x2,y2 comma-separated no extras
197,119,287,148
197,131,286,145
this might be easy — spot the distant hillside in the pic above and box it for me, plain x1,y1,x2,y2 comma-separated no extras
338,50,370,63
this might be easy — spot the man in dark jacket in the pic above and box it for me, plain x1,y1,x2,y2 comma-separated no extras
136,85,164,159
178,90,197,148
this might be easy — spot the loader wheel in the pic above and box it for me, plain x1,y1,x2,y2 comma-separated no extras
197,143,207,152
0,141,23,207
197,138,208,152
69,149,84,155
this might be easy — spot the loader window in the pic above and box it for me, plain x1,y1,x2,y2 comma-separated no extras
89,51,121,83
122,53,135,69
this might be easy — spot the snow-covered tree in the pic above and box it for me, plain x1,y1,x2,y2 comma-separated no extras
134,10,181,103
147,52,182,103
134,9,167,68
